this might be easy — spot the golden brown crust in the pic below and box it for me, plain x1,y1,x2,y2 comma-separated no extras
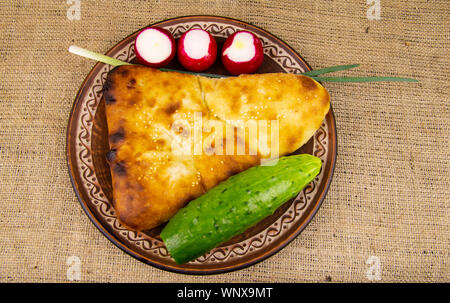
105,66,206,230
104,65,330,231
199,73,330,156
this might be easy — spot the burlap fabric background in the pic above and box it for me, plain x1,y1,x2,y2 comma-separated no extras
0,0,448,282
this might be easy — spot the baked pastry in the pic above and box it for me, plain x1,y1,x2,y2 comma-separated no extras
103,65,329,231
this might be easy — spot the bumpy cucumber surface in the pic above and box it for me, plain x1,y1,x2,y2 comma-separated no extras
160,154,322,264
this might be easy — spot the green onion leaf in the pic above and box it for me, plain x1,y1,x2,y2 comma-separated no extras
310,76,419,83
68,45,132,67
301,64,360,77
68,46,418,83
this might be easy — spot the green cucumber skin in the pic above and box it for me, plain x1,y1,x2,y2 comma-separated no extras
160,154,322,264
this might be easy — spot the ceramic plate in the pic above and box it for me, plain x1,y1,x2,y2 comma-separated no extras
66,16,337,274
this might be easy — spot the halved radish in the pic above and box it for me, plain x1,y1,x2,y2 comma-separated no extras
134,27,176,67
177,29,217,72
221,31,264,75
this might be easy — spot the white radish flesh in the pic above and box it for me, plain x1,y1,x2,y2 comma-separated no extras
183,29,211,59
222,32,256,62
135,27,175,67
177,29,217,72
221,31,264,75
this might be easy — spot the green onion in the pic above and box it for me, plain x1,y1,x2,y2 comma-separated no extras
68,45,132,67
310,76,419,83
68,45,418,83
301,64,360,76
159,65,362,79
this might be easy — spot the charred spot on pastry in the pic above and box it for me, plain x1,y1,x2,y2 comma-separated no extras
240,84,250,95
147,98,156,107
128,99,137,106
104,92,116,104
321,93,330,107
155,138,166,145
113,161,127,176
106,148,117,163
102,77,113,93
288,132,301,149
118,68,129,77
110,127,125,143
127,78,136,89
164,101,181,115
161,80,170,88
301,76,317,91
102,78,116,104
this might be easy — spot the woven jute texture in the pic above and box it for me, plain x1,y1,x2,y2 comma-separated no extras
0,0,448,282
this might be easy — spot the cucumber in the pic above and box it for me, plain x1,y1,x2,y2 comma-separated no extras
160,154,322,264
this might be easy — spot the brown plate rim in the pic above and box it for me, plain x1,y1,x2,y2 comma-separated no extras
66,15,337,275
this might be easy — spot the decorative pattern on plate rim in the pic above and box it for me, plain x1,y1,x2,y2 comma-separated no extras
73,21,328,265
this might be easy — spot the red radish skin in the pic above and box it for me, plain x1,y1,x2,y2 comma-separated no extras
177,29,217,72
134,27,176,67
221,31,264,75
